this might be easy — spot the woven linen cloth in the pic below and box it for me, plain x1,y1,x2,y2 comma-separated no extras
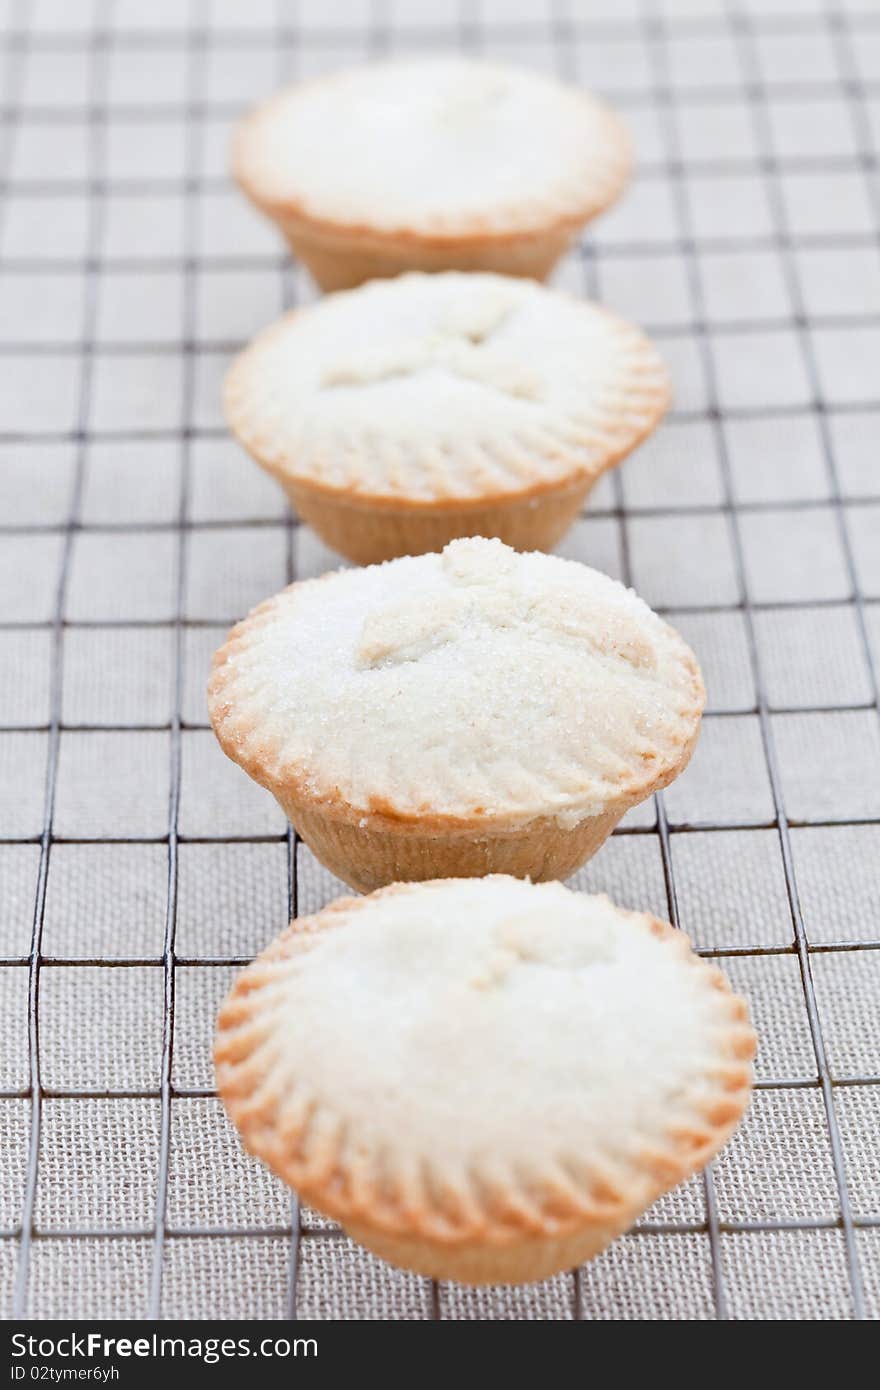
1,0,879,1320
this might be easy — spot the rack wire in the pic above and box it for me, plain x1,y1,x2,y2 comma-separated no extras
1,0,879,1320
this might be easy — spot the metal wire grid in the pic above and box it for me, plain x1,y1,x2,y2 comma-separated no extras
0,0,879,1320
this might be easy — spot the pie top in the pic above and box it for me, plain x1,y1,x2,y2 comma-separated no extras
225,272,669,506
208,538,704,829
233,57,631,240
215,877,755,1241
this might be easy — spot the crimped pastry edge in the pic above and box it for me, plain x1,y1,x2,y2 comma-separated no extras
223,279,671,508
214,880,755,1282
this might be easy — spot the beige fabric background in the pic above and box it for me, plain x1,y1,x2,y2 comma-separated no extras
0,0,879,1320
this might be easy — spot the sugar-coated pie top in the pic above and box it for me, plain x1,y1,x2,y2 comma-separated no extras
233,57,631,239
225,272,669,505
215,876,754,1243
208,538,704,829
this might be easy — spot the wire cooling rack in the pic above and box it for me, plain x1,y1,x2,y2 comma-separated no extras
1,0,879,1321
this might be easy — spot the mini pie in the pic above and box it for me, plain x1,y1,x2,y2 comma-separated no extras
225,271,669,565
233,57,632,290
208,538,704,892
215,876,755,1284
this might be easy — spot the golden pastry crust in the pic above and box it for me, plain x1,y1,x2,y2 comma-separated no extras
225,272,669,563
207,540,704,890
215,878,755,1284
274,473,598,567
232,58,632,288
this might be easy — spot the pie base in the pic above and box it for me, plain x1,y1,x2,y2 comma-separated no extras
279,216,577,292
273,740,700,891
285,474,593,565
345,1216,631,1285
